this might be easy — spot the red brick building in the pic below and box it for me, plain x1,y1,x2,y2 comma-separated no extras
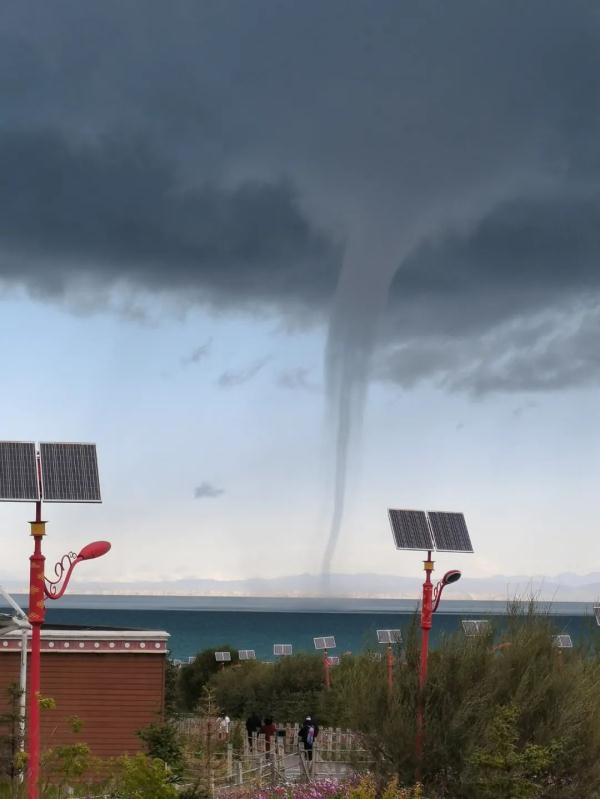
0,626,169,758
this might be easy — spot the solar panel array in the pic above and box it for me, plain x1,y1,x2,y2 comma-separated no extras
238,649,256,660
40,443,101,503
0,442,39,501
215,651,232,662
388,509,473,553
327,656,340,666
462,619,490,637
552,634,573,649
313,636,336,650
273,644,293,656
377,629,403,644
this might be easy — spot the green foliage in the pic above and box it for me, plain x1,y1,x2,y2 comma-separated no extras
41,742,92,786
164,658,180,718
211,652,325,722
178,645,239,711
138,722,184,777
334,607,600,798
0,684,24,783
465,705,558,799
110,753,178,799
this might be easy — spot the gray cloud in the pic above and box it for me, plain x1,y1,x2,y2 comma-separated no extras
182,340,212,366
217,358,269,388
378,303,600,395
194,481,225,499
276,367,316,391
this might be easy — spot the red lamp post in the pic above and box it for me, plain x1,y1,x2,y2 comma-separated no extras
415,554,461,771
27,500,110,799
386,644,394,694
323,650,331,689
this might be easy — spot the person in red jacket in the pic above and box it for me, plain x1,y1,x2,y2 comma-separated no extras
261,716,277,759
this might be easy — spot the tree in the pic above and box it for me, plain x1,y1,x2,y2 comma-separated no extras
138,722,184,778
465,705,558,799
178,645,238,711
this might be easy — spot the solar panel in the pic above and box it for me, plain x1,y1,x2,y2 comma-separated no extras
313,636,336,650
388,509,434,551
273,644,293,656
215,651,232,662
377,629,402,644
40,443,101,503
462,619,490,637
427,511,473,552
238,649,256,660
327,656,340,666
552,634,573,649
0,442,39,501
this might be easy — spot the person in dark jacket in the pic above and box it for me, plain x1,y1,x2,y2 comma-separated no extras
298,716,318,761
246,712,262,749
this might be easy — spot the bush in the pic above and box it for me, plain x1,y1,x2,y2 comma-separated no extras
208,652,325,723
178,645,239,711
138,722,184,777
333,608,600,798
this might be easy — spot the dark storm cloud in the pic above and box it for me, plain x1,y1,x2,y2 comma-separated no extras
0,130,339,311
2,1,600,392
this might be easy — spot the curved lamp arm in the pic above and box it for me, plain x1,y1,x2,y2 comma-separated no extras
432,569,461,613
44,541,111,601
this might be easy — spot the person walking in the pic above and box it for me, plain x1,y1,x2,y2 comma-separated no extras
261,716,277,760
246,712,262,750
298,716,318,762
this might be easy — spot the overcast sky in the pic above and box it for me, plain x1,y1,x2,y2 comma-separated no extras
2,1,600,587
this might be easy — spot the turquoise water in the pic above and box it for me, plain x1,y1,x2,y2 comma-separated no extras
2,595,597,661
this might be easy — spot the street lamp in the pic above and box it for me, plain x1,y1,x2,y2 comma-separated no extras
0,440,106,799
387,508,473,777
314,636,336,688
377,629,402,693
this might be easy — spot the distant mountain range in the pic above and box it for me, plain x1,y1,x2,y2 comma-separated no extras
2,571,596,602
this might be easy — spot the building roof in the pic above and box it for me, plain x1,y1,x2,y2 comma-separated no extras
0,624,169,654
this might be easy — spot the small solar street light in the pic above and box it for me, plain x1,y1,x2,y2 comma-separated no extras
462,619,490,637
377,629,402,692
388,508,473,777
273,643,293,657
314,636,336,689
238,649,256,661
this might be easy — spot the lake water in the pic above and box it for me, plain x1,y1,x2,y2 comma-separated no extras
1,595,597,661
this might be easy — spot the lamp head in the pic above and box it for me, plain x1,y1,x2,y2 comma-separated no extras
77,541,111,561
442,569,461,586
